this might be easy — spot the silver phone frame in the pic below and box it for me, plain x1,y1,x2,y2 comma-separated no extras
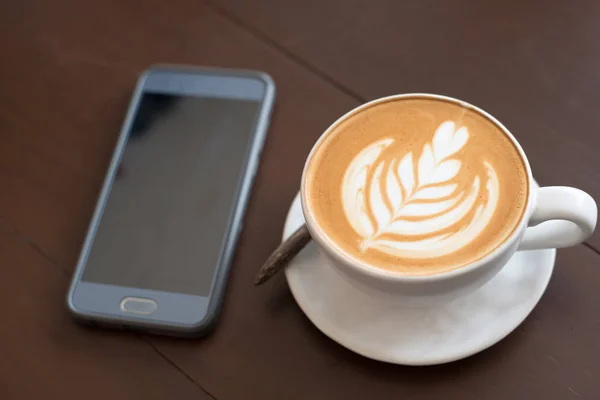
67,65,275,336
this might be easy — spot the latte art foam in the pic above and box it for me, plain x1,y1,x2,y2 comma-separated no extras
342,121,500,259
304,97,528,275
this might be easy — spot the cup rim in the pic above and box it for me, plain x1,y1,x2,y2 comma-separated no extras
300,93,535,282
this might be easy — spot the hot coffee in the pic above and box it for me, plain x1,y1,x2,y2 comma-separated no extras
304,97,528,275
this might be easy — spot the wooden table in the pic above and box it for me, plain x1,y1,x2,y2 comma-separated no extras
2,1,599,398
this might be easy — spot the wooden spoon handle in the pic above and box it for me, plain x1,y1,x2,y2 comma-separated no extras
254,224,312,286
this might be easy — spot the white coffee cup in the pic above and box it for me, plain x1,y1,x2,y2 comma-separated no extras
300,94,597,304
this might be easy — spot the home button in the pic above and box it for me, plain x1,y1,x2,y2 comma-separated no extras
120,297,158,315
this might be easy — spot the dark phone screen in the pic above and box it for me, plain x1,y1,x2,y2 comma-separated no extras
81,92,261,296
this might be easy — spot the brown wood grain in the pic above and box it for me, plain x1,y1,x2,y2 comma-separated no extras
1,0,599,399
0,220,213,399
213,0,600,249
0,0,356,273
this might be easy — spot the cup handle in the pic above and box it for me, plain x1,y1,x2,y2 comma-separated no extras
518,186,597,251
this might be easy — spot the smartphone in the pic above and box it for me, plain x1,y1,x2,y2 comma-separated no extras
67,65,275,336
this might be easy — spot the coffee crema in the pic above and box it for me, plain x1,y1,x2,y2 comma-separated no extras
304,97,528,275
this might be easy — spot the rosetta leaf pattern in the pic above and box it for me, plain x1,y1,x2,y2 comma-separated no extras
341,120,487,256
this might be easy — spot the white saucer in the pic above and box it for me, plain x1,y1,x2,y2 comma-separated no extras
284,193,556,365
